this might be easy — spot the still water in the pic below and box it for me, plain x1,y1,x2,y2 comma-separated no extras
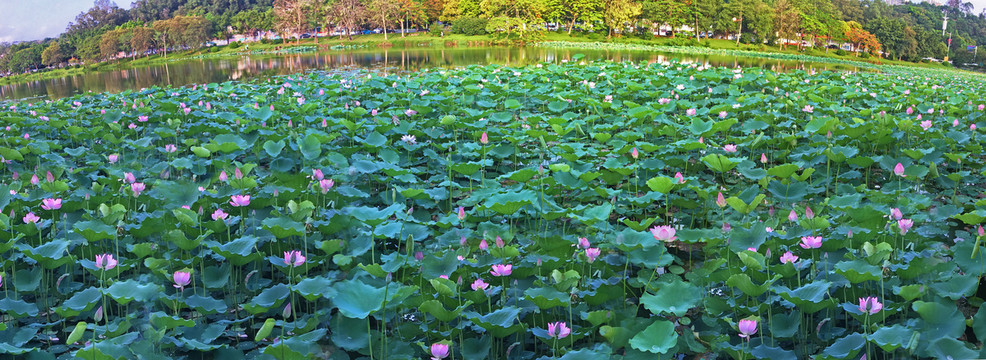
0,46,862,101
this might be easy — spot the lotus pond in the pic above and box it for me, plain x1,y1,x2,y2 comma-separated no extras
0,58,984,360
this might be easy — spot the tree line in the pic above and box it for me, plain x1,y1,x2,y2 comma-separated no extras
1,0,984,75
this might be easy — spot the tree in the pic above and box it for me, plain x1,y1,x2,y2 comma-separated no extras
328,0,369,41
397,0,430,37
369,0,400,40
441,0,481,21
604,0,642,37
131,27,155,59
643,0,688,36
41,41,65,67
557,0,604,35
773,0,800,49
843,20,881,55
274,0,314,43
480,0,547,40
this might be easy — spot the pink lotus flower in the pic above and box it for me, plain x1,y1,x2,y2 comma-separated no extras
723,144,737,153
283,250,305,267
650,225,677,242
23,212,40,224
890,208,902,220
806,205,814,219
631,147,639,159
458,206,466,220
108,154,119,163
164,144,177,153
761,153,767,163
124,172,136,184
23,133,29,139
480,132,489,144
30,174,39,185
547,322,571,339
219,171,228,182
716,192,726,207
954,119,960,127
780,251,798,264
585,248,601,263
46,171,53,182
138,115,148,122
131,182,146,197
471,279,489,291
479,239,488,250
234,168,243,179
95,254,117,270
312,169,324,180
738,319,758,338
494,236,504,248
788,210,798,222
577,237,590,249
898,219,913,234
318,179,334,194
906,106,913,115
979,225,985,237
490,264,512,277
803,105,814,113
920,120,932,130
894,163,905,177
972,124,977,131
401,134,416,145
229,195,250,207
405,109,417,116
183,108,191,115
430,343,449,359
212,209,229,221
799,236,823,249
858,297,883,315
173,271,191,289
674,172,685,184
719,111,728,118
41,198,62,210
686,108,697,116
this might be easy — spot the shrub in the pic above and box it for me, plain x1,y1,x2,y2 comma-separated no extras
835,49,847,56
430,22,444,37
449,17,488,36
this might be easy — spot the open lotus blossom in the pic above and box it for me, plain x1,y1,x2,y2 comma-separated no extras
585,248,601,263
490,264,512,277
650,225,677,242
318,179,335,194
716,192,726,207
894,163,905,177
95,254,117,270
131,182,146,196
229,195,250,207
723,144,737,153
164,144,177,153
401,134,417,145
430,343,450,360
283,250,305,267
173,271,191,289
124,172,136,184
858,297,883,315
23,212,40,224
780,251,799,264
405,109,417,116
138,115,148,122
686,108,697,116
898,219,914,234
41,198,62,210
577,237,590,249
803,105,814,113
890,208,903,220
312,169,324,180
799,236,823,249
212,209,229,221
920,120,932,130
471,278,489,291
108,154,119,163
547,322,572,339
738,319,758,338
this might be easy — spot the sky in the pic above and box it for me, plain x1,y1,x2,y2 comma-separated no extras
0,0,133,43
0,0,984,43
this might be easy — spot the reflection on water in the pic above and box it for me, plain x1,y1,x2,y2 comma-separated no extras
0,46,861,101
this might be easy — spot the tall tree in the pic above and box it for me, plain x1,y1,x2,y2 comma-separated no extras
41,41,65,67
329,0,369,41
274,0,313,43
773,0,800,49
604,0,642,37
369,0,400,40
